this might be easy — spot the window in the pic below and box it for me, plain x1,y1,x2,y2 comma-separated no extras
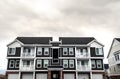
96,48,103,55
69,60,74,68
69,48,74,55
15,60,20,68
37,47,42,55
43,60,49,68
23,47,31,53
63,60,68,68
37,60,42,68
81,60,88,66
63,48,68,55
8,48,16,55
91,60,96,68
44,48,49,55
23,60,30,67
9,60,14,68
96,60,102,68
114,53,120,61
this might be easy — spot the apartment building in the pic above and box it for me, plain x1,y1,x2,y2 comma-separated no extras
107,38,120,79
6,37,105,79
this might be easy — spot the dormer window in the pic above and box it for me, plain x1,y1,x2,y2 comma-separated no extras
63,48,68,55
8,48,16,55
69,48,74,55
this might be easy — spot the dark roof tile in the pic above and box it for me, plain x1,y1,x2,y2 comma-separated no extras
59,37,95,44
16,37,52,44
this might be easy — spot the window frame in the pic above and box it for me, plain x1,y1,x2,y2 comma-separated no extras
43,60,49,68
37,47,42,55
69,60,74,68
96,48,103,55
91,60,96,68
44,48,49,55
63,48,68,55
96,60,102,68
15,60,20,68
69,48,74,55
63,60,68,68
9,60,14,68
36,60,42,68
8,48,16,55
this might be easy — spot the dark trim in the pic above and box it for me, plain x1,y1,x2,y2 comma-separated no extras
91,59,103,70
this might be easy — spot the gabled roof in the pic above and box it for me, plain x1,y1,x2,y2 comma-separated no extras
16,37,52,44
107,38,120,58
59,37,95,44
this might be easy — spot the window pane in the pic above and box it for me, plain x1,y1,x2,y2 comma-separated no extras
15,60,20,68
97,60,102,68
91,60,96,68
96,48,103,55
69,48,74,55
44,48,49,55
9,60,14,68
37,47,42,55
43,60,49,68
37,60,42,68
63,48,68,55
63,60,68,68
8,48,15,55
69,60,74,68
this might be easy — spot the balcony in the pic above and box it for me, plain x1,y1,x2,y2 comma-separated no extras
76,53,89,58
20,65,34,71
22,53,34,57
77,65,91,71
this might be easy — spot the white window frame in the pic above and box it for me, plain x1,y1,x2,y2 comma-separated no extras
63,48,68,55
9,60,14,68
8,48,16,55
63,60,68,68
37,47,42,55
69,60,74,68
43,60,49,68
37,60,42,68
91,60,96,68
69,48,74,55
44,48,49,55
97,60,102,68
15,60,20,68
96,48,103,55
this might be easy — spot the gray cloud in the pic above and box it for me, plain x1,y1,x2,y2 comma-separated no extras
0,0,120,69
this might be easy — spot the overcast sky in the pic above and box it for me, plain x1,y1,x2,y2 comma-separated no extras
0,0,120,71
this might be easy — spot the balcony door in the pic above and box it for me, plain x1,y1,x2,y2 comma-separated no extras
52,49,59,65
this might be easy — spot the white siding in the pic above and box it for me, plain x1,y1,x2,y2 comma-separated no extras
8,74,19,79
78,74,89,79
36,74,47,79
22,74,33,79
8,41,21,48
64,74,74,79
90,41,102,48
92,74,103,79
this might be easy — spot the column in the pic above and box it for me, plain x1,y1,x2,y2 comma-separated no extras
60,70,63,79
48,70,51,79
33,72,35,79
76,71,78,79
90,72,92,79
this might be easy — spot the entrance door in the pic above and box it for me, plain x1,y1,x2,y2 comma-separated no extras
51,71,60,79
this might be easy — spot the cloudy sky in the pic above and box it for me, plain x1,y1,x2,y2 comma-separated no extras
0,0,120,72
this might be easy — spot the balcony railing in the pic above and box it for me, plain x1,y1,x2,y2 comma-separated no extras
20,65,34,71
76,53,89,58
77,65,91,71
22,53,34,57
